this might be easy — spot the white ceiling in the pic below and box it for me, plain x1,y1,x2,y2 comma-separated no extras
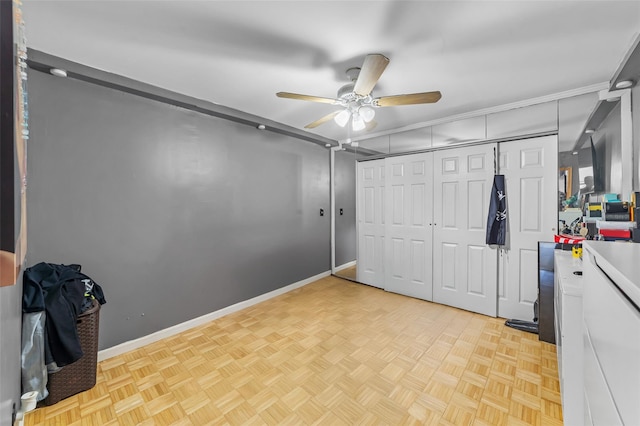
22,1,640,143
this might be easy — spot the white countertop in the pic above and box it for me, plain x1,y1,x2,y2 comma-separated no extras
555,249,584,296
583,241,640,308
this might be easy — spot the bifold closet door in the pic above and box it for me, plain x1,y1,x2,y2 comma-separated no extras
497,135,557,320
356,159,385,288
384,153,433,301
433,144,498,316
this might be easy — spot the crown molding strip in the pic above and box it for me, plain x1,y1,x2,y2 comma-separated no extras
355,130,557,162
352,82,609,142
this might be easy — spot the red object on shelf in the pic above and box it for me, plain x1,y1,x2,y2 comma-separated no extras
554,234,585,244
599,229,631,238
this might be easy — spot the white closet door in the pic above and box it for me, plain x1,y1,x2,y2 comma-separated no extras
433,143,498,316
357,159,385,288
497,135,558,320
384,153,433,301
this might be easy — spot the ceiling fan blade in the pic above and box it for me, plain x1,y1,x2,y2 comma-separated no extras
365,120,378,131
375,91,442,107
276,92,339,104
353,54,390,96
305,110,341,129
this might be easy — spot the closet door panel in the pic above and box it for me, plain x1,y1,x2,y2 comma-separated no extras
357,159,385,288
441,182,458,229
433,143,498,316
441,243,457,289
384,152,433,301
497,135,557,320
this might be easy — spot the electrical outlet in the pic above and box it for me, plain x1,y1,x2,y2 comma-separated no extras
319,208,324,216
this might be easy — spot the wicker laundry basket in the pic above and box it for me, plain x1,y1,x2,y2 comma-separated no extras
43,299,100,405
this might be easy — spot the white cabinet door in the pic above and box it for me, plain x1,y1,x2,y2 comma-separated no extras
433,144,498,316
357,159,385,288
583,245,640,426
384,153,433,300
497,135,557,320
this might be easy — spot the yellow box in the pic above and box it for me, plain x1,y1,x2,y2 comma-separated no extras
572,246,583,258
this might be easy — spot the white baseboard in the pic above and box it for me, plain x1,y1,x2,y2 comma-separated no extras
97,270,331,361
335,260,356,272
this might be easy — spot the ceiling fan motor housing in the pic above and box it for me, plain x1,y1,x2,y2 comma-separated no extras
337,83,355,100
345,67,361,82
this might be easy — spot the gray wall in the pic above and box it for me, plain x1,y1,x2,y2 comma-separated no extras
27,70,331,349
334,150,356,267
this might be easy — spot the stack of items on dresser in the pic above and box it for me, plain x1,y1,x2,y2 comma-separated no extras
586,192,640,242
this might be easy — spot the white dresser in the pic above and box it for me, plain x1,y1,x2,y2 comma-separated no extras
582,242,640,425
554,249,584,426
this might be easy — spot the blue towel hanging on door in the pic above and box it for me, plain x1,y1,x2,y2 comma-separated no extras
486,174,507,245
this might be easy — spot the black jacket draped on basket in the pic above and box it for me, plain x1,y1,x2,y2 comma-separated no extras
23,262,106,367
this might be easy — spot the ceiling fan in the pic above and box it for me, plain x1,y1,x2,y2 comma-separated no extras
276,54,441,132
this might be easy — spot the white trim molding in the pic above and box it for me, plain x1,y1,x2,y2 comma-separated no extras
335,260,356,272
351,82,609,143
97,270,331,361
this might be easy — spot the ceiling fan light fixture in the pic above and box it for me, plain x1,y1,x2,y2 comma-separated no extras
352,113,366,131
334,109,351,127
359,106,375,122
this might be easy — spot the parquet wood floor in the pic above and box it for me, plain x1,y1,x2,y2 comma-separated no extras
334,265,357,281
26,276,563,425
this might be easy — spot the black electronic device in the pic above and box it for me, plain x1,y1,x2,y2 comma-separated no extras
605,201,629,213
604,202,630,221
631,193,640,222
605,213,631,221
